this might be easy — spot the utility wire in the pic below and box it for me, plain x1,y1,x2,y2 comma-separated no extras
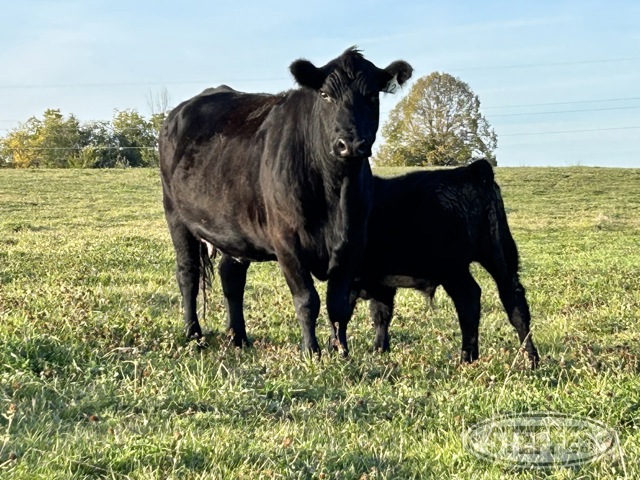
378,96,640,117
484,96,640,109
500,126,640,137
0,78,289,90
490,105,640,117
4,126,639,149
452,56,640,71
2,146,156,151
0,56,639,90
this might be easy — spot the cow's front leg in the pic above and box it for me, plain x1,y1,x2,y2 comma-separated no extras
275,245,321,355
218,254,251,347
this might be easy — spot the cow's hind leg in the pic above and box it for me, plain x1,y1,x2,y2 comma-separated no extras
218,254,250,347
442,269,481,363
165,214,203,340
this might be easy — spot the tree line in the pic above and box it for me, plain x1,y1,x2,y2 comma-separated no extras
1,73,497,168
0,108,164,168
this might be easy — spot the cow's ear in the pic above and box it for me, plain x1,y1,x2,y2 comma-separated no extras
380,60,413,93
290,59,326,90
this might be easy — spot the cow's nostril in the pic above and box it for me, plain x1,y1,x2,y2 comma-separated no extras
355,140,372,157
336,139,349,156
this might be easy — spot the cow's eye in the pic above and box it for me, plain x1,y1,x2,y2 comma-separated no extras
370,94,379,103
320,91,332,102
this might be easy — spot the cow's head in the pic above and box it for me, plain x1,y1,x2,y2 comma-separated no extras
290,47,412,159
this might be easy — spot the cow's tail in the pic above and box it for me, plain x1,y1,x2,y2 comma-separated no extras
475,175,519,280
489,182,520,277
467,157,495,186
465,158,516,274
199,241,217,321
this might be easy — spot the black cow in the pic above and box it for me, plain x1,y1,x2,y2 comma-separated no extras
159,47,412,356
353,159,539,367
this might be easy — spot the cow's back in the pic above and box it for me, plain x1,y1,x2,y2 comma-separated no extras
160,87,282,175
159,87,286,259
362,161,496,282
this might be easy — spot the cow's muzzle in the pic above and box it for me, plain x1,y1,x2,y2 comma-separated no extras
334,138,372,159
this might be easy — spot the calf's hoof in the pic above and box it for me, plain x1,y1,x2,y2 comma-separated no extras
327,336,349,358
528,351,540,370
185,323,203,341
227,328,251,348
460,350,479,364
373,338,390,353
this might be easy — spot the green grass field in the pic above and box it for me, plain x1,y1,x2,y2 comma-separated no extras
0,167,639,479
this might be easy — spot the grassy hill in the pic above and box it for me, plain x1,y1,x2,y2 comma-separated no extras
0,167,638,478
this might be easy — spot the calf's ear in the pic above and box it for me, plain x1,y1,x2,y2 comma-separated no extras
290,59,326,90
380,60,413,93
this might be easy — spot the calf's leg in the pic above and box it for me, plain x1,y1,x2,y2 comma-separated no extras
366,286,396,352
495,275,540,368
442,270,481,363
480,257,540,368
218,254,250,347
326,277,355,357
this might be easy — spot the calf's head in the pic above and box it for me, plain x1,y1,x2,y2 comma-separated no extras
290,47,412,159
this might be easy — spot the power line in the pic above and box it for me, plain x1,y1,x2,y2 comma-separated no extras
2,146,156,151
5,126,640,147
452,56,640,72
379,96,640,118
0,56,639,90
484,96,640,109
0,126,159,132
500,126,640,137
4,99,638,128
490,105,640,117
0,78,289,90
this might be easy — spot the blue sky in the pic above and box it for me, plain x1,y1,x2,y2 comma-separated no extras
1,0,638,167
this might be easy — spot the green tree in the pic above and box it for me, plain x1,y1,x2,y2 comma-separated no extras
375,72,497,167
0,109,84,168
0,107,161,168
111,109,158,167
76,121,121,168
147,87,171,140
0,127,33,168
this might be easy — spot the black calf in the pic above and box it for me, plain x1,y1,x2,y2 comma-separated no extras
354,159,539,367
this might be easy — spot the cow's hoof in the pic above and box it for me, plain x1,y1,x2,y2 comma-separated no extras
528,352,540,370
301,339,321,359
